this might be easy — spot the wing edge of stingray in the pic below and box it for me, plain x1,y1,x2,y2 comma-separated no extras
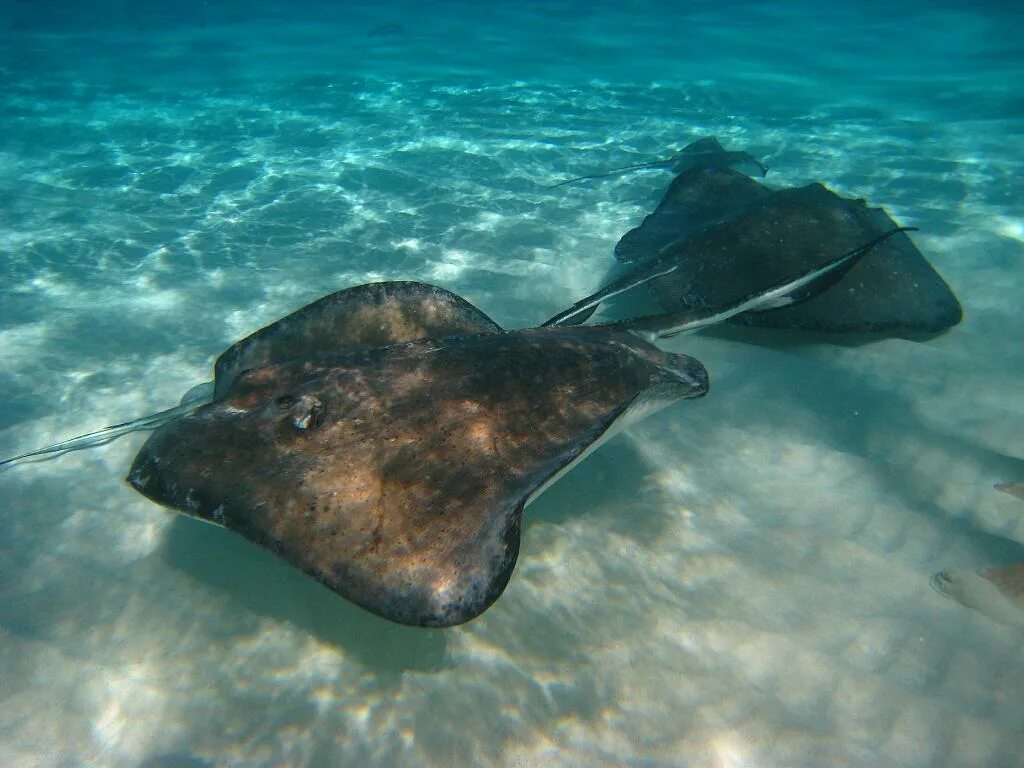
323,395,644,628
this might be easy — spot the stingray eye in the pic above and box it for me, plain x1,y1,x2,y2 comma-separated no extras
275,395,296,409
289,395,325,431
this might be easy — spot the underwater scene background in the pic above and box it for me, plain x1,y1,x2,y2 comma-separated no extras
1,0,1022,766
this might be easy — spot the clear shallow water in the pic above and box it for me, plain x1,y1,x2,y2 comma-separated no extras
1,1,1022,766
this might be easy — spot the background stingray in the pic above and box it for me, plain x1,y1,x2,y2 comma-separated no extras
546,136,768,189
544,227,916,331
603,143,963,338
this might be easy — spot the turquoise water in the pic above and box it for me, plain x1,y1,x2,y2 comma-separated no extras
1,2,1022,766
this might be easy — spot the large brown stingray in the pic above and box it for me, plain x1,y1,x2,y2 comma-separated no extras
558,138,962,338
126,282,709,627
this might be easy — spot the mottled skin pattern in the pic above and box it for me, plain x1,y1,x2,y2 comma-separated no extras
129,324,708,627
615,166,962,336
213,282,503,398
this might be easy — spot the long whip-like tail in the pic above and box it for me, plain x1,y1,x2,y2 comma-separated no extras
0,383,213,470
546,160,672,189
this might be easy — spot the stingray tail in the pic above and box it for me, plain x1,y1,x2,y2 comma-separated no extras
0,384,213,470
546,160,670,189
541,260,680,327
621,226,918,340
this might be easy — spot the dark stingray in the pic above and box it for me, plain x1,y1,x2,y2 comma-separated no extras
545,227,918,331
602,152,962,337
547,136,768,189
1,252,865,627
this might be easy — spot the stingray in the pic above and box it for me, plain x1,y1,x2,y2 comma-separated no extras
931,483,1024,628
546,136,768,189
545,225,918,329
0,246,877,627
585,142,963,337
